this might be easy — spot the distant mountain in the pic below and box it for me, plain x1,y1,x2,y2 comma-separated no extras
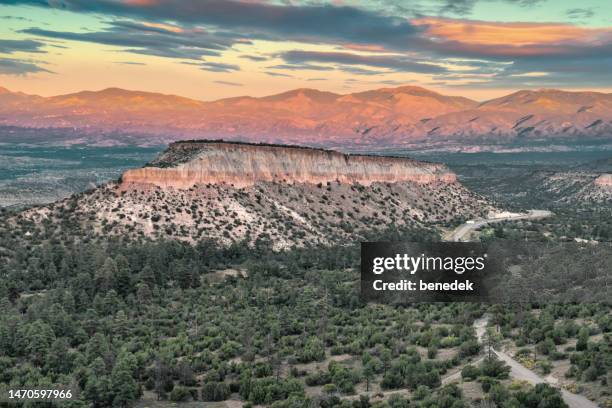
0,85,610,148
417,89,612,142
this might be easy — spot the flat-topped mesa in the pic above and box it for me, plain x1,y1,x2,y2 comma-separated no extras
594,174,612,187
120,141,457,189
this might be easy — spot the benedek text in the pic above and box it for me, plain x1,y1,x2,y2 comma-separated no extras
373,279,474,291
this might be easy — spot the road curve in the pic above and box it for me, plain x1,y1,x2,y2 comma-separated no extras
442,212,599,406
445,210,553,242
472,317,599,408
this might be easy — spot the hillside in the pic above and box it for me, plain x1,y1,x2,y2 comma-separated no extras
1,85,610,147
418,89,612,142
9,142,493,248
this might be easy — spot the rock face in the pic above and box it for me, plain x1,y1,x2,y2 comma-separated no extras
120,141,457,189
594,174,612,187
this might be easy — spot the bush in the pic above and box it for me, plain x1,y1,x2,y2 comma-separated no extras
413,385,430,400
515,383,568,408
298,337,326,363
322,384,337,394
479,358,510,379
202,382,231,402
461,364,480,381
439,336,461,348
583,366,599,382
169,386,191,402
247,378,304,404
537,360,552,375
459,340,480,357
305,371,331,386
478,376,499,393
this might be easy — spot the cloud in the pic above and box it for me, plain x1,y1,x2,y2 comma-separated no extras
4,0,612,89
240,55,267,62
342,66,387,76
438,0,477,16
374,79,404,86
20,20,243,60
114,61,147,65
566,8,595,19
0,15,34,22
441,52,612,88
0,57,52,75
182,61,240,72
214,80,242,86
0,39,47,54
264,71,292,77
269,63,335,72
438,0,546,16
279,50,447,74
6,0,423,51
413,18,612,60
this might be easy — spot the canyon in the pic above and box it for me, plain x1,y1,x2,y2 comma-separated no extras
1,85,611,148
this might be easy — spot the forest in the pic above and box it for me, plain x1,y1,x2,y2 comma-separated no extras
0,218,609,407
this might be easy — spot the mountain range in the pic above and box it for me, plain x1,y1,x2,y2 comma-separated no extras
1,85,611,148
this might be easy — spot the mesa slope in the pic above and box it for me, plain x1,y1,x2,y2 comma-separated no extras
12,142,493,248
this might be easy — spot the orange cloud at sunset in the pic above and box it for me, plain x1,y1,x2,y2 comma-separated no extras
414,17,611,51
123,0,160,5
141,21,184,33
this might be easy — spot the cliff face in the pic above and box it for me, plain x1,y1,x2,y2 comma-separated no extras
594,174,612,187
120,141,457,189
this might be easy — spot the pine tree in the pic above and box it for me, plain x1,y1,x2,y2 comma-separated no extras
114,255,132,297
111,360,139,407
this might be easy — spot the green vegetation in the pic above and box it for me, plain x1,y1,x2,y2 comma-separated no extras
0,227,491,407
1,150,610,407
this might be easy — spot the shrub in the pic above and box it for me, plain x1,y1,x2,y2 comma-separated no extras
537,360,552,375
459,340,480,357
583,366,599,382
461,364,480,381
478,376,499,393
479,358,510,379
202,382,231,402
169,386,191,402
298,337,326,363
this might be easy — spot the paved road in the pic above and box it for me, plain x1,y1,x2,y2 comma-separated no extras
471,317,599,408
445,210,553,242
443,213,599,407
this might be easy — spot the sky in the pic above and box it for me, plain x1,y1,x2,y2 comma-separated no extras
0,0,611,101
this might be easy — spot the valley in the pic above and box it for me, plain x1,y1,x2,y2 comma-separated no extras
0,141,160,208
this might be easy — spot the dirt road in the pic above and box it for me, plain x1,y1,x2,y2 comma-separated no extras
472,317,599,408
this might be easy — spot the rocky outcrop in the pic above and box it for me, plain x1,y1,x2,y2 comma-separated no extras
120,141,457,189
594,174,612,187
